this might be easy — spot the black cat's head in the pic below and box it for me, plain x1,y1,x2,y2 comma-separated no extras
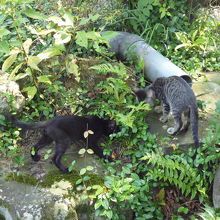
134,85,155,106
105,120,119,135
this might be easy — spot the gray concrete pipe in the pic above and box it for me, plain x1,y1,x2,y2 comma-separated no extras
101,31,192,84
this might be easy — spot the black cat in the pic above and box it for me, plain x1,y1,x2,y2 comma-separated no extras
13,115,117,173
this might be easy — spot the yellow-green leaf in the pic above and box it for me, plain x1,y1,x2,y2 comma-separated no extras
76,31,88,48
23,86,37,100
23,38,32,55
54,32,71,45
88,130,94,134
78,148,86,155
0,29,10,37
23,9,48,20
37,75,51,85
9,63,23,80
84,131,89,138
83,130,94,138
63,12,74,26
37,47,62,60
27,56,41,71
87,149,94,154
2,54,17,72
0,40,10,54
14,72,30,81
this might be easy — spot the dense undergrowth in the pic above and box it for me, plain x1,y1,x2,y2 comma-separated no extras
0,0,220,219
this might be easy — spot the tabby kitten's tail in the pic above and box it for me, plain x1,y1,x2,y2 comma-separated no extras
190,105,199,147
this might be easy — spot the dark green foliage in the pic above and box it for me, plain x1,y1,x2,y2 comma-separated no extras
1,0,220,219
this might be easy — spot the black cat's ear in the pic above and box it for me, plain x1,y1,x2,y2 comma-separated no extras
134,89,146,102
108,120,118,133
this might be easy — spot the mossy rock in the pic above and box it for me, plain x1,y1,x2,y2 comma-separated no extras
5,169,104,190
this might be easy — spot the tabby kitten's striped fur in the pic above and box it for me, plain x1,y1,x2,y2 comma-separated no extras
135,76,199,147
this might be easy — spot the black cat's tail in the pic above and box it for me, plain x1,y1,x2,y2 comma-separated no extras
12,116,48,130
190,105,199,147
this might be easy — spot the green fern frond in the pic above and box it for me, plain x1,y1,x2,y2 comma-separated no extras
89,62,127,78
141,152,207,200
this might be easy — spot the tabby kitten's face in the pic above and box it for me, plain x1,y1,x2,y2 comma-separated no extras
135,86,156,106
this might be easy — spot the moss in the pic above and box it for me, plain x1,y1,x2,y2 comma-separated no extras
5,169,104,190
41,169,104,189
5,173,38,186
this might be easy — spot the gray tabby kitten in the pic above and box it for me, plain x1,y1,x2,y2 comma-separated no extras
135,76,199,147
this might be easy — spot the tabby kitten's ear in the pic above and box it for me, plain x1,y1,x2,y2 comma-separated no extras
144,85,156,106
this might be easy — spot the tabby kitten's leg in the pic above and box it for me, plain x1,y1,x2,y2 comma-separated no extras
160,102,170,123
181,109,190,132
167,113,183,135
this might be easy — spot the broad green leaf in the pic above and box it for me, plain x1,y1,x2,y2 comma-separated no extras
63,12,74,26
87,31,100,40
23,38,32,55
0,29,10,37
37,29,56,36
27,56,41,71
66,58,80,81
83,176,90,181
54,32,71,45
94,201,102,210
106,210,113,219
9,63,23,80
66,59,78,74
78,148,86,155
79,18,89,26
80,168,87,175
89,14,100,21
0,40,10,54
2,54,17,72
86,166,94,171
23,9,47,20
101,31,119,40
37,47,62,60
8,47,21,56
23,86,37,100
37,75,51,85
47,16,66,25
75,31,88,48
44,154,49,159
76,179,82,185
14,72,30,81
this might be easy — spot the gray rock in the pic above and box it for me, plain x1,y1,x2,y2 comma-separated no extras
0,141,106,220
0,71,25,115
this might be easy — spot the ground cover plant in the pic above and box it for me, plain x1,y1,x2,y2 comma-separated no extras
0,0,220,219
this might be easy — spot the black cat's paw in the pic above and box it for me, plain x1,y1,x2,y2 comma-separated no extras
61,168,71,174
32,155,41,162
106,156,114,162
